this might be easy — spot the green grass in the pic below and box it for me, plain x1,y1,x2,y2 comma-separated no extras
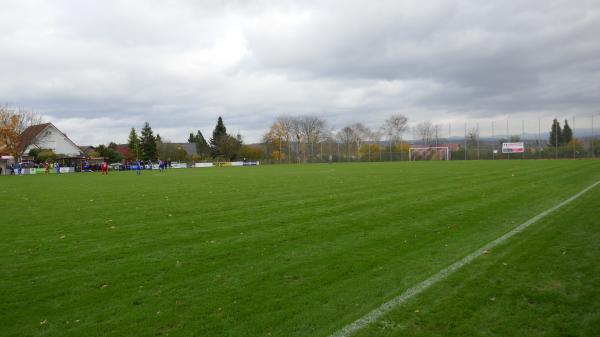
1,160,599,337
354,171,600,337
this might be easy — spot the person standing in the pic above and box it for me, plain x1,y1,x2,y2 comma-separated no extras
136,159,141,176
101,161,108,175
44,162,49,175
17,162,23,176
55,162,61,174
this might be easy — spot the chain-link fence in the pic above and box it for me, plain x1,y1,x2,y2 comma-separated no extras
259,115,599,163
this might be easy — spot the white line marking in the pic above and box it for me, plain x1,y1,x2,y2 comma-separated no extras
329,180,600,337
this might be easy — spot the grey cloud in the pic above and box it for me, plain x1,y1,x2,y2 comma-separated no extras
1,0,599,145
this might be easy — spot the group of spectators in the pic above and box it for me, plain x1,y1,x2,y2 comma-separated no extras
81,160,174,172
3,159,177,176
7,162,62,175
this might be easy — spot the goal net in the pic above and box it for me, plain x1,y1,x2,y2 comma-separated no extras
409,147,450,161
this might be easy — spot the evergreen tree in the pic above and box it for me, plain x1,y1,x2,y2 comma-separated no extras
549,119,562,146
96,144,123,163
210,117,228,157
562,120,573,145
155,134,163,158
127,127,141,159
195,130,211,158
188,133,196,143
140,122,157,160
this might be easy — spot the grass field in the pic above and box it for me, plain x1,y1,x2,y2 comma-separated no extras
1,160,599,337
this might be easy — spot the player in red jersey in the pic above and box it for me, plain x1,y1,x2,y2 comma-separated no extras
101,161,108,175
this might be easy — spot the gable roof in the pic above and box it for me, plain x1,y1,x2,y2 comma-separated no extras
19,122,82,155
19,123,51,153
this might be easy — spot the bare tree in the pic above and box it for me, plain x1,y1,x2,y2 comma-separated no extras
382,114,408,160
370,129,383,161
337,126,357,160
300,116,326,162
351,123,370,160
414,120,440,146
277,116,295,163
290,118,303,162
263,116,295,163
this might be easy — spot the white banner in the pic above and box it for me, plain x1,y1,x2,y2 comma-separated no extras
502,142,524,153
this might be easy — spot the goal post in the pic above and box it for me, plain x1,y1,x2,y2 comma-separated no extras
408,147,450,161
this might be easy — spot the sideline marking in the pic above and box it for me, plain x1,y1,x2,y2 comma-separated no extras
329,180,600,337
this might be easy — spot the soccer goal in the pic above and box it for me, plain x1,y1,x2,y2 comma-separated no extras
409,147,450,161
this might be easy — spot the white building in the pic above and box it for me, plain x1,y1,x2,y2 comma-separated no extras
20,123,82,157
0,155,14,175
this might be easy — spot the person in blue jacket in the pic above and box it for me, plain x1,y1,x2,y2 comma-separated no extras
136,160,141,175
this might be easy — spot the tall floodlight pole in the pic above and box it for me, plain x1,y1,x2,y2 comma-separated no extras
492,121,495,160
320,141,323,162
592,114,595,158
555,118,558,159
464,122,467,160
400,136,404,162
476,122,480,160
507,119,510,160
538,118,541,159
573,116,576,159
522,120,525,160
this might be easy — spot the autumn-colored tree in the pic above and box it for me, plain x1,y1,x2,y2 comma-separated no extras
240,144,264,161
263,117,294,162
0,106,42,160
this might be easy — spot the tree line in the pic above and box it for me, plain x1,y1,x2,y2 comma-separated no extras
262,114,414,162
126,116,251,162
262,115,597,162
2,104,598,163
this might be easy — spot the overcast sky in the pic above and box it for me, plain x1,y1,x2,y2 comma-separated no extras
1,0,599,144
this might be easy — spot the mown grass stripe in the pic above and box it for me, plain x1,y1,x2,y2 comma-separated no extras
328,179,600,337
